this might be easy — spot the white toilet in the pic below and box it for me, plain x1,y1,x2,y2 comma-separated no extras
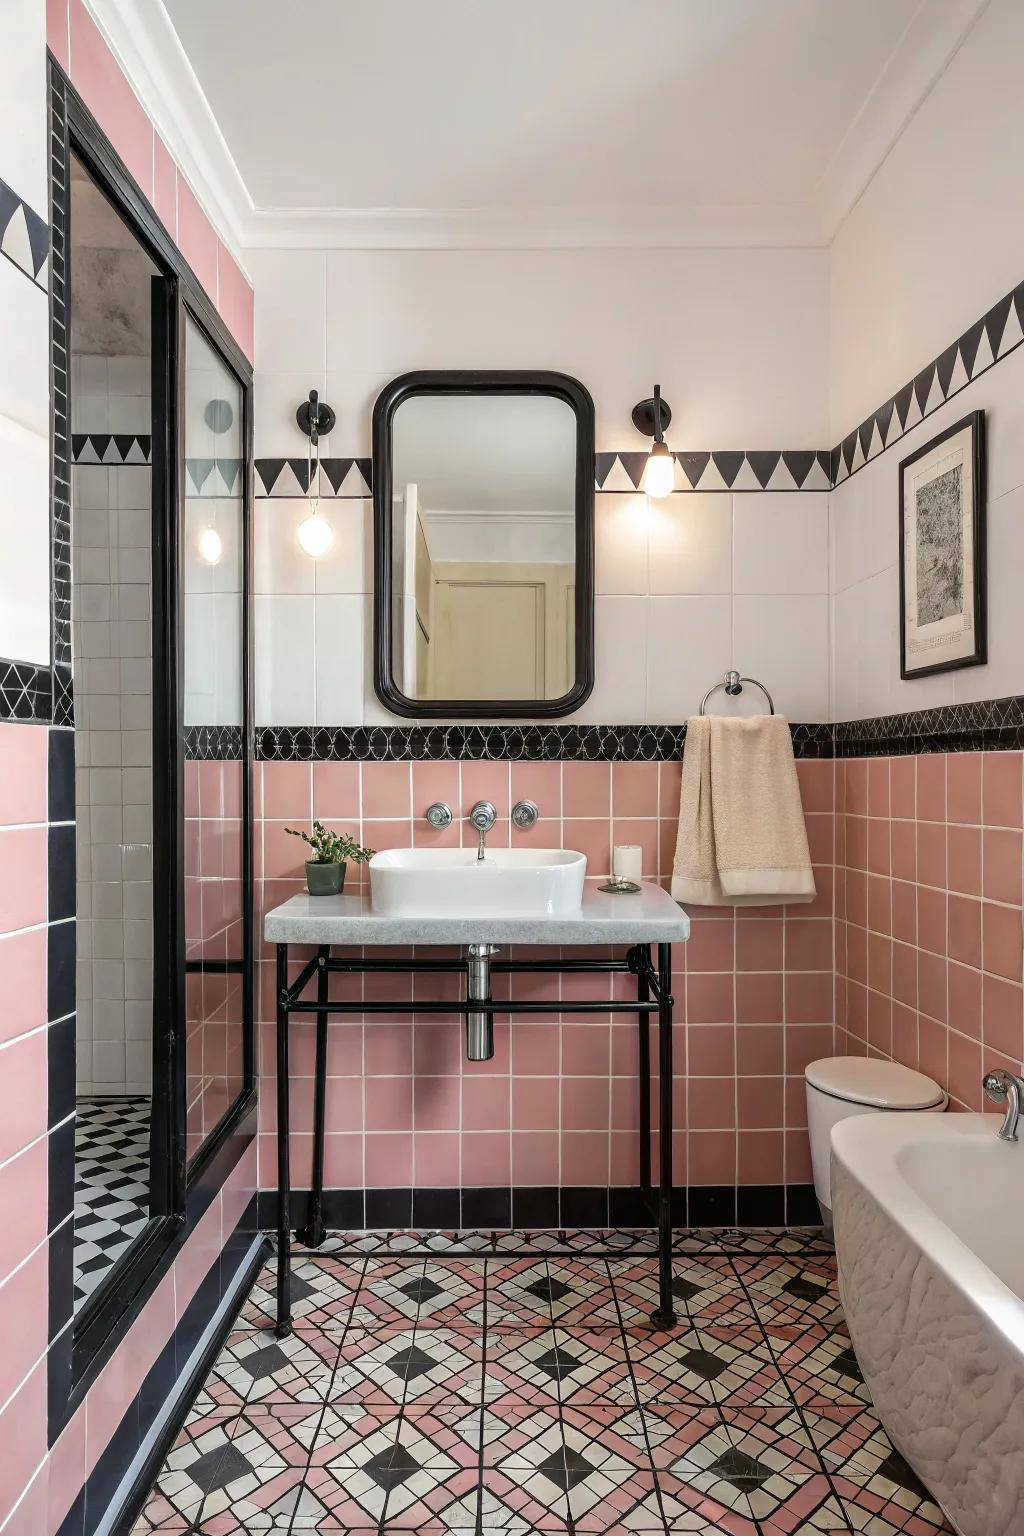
805,1056,947,1228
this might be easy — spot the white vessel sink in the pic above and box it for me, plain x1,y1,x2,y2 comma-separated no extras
369,847,587,918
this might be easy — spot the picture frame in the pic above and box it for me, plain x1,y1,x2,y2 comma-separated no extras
898,410,986,679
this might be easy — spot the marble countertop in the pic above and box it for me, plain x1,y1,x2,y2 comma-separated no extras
263,882,690,946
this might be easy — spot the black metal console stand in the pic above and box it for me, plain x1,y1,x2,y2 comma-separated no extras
275,942,677,1336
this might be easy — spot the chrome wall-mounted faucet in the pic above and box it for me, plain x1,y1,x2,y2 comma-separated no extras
468,800,497,861
983,1068,1024,1141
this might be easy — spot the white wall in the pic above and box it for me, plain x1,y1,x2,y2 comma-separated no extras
829,0,1024,440
250,244,832,726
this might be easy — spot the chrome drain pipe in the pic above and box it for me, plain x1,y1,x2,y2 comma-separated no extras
466,943,499,1060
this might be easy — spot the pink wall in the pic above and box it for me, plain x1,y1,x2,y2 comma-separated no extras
254,756,835,1195
48,0,254,363
836,751,1024,1110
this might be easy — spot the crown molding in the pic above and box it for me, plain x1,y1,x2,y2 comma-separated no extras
85,0,254,265
242,202,827,252
818,0,992,241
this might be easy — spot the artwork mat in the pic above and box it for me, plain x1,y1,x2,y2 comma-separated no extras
898,410,986,680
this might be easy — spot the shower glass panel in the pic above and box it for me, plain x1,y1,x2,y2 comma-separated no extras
181,312,246,1164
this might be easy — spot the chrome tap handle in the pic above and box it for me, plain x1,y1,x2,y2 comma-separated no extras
425,802,453,829
468,801,497,831
511,799,539,829
983,1068,1023,1142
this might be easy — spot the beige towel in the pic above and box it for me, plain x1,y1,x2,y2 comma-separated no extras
671,714,816,906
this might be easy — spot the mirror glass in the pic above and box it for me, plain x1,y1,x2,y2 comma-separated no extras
181,312,246,1164
389,392,580,703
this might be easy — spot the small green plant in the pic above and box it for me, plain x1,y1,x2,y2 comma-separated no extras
285,820,375,866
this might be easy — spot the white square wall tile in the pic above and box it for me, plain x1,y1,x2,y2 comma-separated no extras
315,595,366,724
647,494,732,595
594,495,648,595
0,0,48,211
0,415,50,662
732,594,830,721
254,498,315,595
733,493,828,594
574,597,647,724
646,596,732,724
254,594,316,725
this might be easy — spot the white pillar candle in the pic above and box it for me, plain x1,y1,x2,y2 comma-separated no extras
612,844,642,883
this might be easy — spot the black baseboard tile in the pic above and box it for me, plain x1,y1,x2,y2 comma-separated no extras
559,1186,609,1228
785,1183,823,1226
737,1185,786,1227
512,1186,561,1228
365,1187,412,1229
412,1187,461,1228
687,1186,737,1227
461,1187,512,1228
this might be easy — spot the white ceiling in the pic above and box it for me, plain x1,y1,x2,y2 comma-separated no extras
93,0,991,248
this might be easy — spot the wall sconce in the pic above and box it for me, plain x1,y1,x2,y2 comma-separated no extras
632,384,674,499
296,387,336,559
197,525,223,565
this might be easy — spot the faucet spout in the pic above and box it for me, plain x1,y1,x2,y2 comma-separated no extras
983,1068,1024,1141
468,800,497,864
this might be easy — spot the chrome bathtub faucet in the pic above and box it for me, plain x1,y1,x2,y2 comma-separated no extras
468,800,497,861
983,1067,1024,1141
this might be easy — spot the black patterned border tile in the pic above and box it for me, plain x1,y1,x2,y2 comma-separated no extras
183,724,245,761
255,721,834,763
255,457,372,498
254,451,833,499
49,69,71,719
0,175,49,290
184,456,241,496
832,277,1024,486
71,432,151,466
834,695,1024,757
0,658,53,723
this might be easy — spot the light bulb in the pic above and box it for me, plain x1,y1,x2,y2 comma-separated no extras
642,441,675,500
197,526,223,565
297,509,333,558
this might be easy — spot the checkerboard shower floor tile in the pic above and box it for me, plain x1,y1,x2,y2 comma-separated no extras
134,1229,956,1535
74,1095,151,1314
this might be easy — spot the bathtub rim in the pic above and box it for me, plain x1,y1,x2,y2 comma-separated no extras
831,1109,1024,1360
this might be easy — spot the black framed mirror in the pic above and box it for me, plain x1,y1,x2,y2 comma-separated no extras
372,370,595,718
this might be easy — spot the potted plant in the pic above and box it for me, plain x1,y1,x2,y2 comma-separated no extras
285,820,375,896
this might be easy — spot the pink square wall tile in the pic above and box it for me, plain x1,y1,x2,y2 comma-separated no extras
0,1137,46,1288
364,1076,413,1133
560,1131,609,1186
174,1197,222,1323
510,1022,559,1075
611,818,659,879
512,1131,559,1184
414,1132,460,1186
511,761,562,818
983,753,1023,828
0,828,47,934
947,753,982,825
0,1358,46,1530
311,761,361,821
867,760,890,818
153,135,177,240
47,1403,87,1536
563,819,610,877
890,757,916,819
364,1132,413,1186
460,761,511,819
462,1075,510,1132
0,725,47,826
261,762,312,821
0,1030,47,1166
982,901,1024,982
735,971,784,1023
916,756,946,822
0,1244,47,1415
687,1130,736,1185
217,241,255,362
461,1131,511,1184
0,927,47,1046
362,762,412,819
70,0,153,197
982,828,1023,906
738,1130,784,1183
796,759,833,814
947,825,981,896
612,762,659,818
563,762,610,818
176,177,218,301
511,1077,558,1131
412,761,460,821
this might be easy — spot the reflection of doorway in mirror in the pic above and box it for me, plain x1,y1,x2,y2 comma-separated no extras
401,494,575,700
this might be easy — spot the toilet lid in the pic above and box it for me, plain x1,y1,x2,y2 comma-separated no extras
805,1056,945,1110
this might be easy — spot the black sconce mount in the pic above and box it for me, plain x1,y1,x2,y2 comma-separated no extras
631,385,672,440
296,388,336,444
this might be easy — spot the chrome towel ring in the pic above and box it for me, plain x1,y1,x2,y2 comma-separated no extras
700,669,775,716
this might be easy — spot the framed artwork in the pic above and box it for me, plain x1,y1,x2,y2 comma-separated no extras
899,410,986,679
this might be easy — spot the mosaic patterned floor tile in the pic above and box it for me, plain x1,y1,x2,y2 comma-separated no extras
240,1258,364,1333
135,1234,958,1536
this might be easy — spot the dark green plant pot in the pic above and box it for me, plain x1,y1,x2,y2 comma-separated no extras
305,861,346,896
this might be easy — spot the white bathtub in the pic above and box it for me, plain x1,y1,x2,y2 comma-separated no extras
832,1111,1024,1536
